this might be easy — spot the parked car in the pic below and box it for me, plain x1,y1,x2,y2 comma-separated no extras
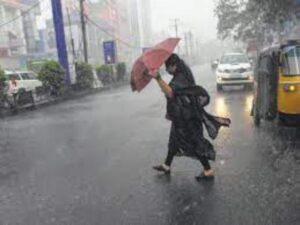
216,53,254,91
4,71,42,95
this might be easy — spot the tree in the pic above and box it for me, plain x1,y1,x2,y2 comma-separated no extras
0,66,9,109
215,0,296,42
38,61,65,96
0,66,6,86
75,62,94,89
96,65,113,85
0,66,6,97
116,62,127,81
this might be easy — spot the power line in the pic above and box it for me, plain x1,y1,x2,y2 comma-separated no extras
86,17,140,49
85,16,142,50
0,1,41,29
71,0,142,49
0,0,142,51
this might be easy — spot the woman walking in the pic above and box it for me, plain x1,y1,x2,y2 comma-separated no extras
152,54,230,180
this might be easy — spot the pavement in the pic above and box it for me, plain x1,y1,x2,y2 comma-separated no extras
0,64,299,225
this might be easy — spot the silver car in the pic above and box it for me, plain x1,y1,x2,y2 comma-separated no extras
216,53,254,91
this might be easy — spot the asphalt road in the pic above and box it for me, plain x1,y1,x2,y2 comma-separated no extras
0,64,299,225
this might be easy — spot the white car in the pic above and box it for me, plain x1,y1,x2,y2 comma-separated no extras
216,53,254,91
5,71,42,95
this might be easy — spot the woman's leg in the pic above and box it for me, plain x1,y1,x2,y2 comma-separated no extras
153,123,176,173
195,153,214,180
194,154,214,181
197,156,211,171
165,123,177,166
164,148,175,167
191,123,214,175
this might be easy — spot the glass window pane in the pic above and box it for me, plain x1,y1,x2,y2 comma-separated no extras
21,73,37,80
283,46,300,75
27,73,37,79
8,74,21,80
21,73,30,80
220,55,248,64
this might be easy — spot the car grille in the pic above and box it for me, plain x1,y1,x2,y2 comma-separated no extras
222,77,249,81
224,68,248,73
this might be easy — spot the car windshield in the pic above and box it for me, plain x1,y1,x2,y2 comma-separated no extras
220,55,249,64
21,73,37,80
6,73,21,80
282,46,300,75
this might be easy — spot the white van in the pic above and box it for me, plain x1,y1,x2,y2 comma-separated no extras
5,71,42,95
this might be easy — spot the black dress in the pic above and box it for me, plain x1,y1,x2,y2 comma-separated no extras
166,73,230,162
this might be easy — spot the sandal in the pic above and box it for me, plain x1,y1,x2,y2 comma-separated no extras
153,164,171,175
195,172,214,181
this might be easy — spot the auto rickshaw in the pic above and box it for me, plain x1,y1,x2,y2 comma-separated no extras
252,40,300,127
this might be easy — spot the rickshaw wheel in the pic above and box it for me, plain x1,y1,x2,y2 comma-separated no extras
254,113,261,127
253,105,261,127
245,84,253,91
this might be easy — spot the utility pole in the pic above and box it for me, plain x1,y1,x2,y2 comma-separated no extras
170,18,180,37
195,38,200,60
51,0,71,85
80,0,88,63
184,32,189,58
188,31,194,63
66,7,76,63
170,18,180,54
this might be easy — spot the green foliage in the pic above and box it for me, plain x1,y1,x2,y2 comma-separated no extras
0,66,6,101
215,0,295,42
116,62,127,81
0,66,6,85
75,62,94,89
38,60,65,96
96,64,113,85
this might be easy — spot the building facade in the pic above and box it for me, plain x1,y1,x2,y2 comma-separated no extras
0,0,27,69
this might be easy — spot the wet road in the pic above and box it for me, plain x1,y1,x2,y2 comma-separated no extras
0,65,299,225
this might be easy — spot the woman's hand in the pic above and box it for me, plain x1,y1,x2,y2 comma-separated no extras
154,74,173,98
154,72,162,80
148,70,161,80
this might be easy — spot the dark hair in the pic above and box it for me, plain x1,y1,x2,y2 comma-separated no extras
165,53,195,85
165,54,181,67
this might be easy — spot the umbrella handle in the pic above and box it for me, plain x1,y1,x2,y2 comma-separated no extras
156,72,162,80
148,70,160,79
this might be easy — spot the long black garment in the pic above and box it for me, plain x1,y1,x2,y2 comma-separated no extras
166,62,230,162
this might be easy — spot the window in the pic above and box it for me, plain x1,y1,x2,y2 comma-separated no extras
282,46,300,75
7,73,21,80
220,54,249,64
21,73,37,80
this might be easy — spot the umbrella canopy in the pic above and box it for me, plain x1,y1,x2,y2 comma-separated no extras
131,38,180,92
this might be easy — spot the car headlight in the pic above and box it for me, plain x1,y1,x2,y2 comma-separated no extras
239,68,252,73
218,68,225,73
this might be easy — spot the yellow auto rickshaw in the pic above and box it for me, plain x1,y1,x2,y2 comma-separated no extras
252,40,300,126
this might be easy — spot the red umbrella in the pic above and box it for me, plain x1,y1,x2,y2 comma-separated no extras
131,38,181,92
